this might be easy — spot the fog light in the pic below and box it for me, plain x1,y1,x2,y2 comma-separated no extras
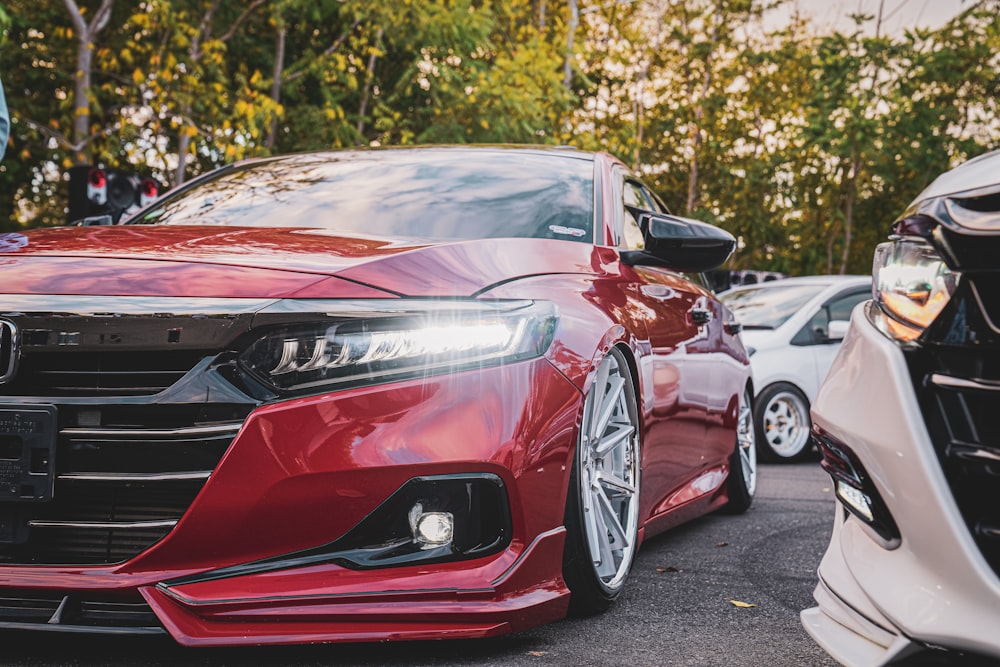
836,481,873,522
409,503,454,549
815,426,900,547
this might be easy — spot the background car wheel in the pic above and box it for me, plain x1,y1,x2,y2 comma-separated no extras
563,347,641,615
754,383,812,462
723,387,756,514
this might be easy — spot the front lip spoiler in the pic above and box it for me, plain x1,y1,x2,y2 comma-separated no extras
138,526,570,647
0,621,166,635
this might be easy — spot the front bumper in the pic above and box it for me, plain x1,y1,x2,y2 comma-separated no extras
802,304,1000,665
0,358,580,645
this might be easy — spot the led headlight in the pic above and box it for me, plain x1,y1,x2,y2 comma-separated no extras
872,239,960,342
241,300,557,393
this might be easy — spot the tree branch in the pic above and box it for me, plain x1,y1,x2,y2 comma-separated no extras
60,0,87,38
192,0,221,60
284,18,362,83
89,0,114,35
218,0,268,43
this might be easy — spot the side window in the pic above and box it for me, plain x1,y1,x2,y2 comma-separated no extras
828,290,868,322
791,289,870,345
621,181,648,250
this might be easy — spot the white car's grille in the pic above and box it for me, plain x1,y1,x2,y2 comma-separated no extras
914,273,1000,578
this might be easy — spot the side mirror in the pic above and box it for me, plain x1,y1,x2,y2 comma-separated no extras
827,320,850,342
620,212,736,273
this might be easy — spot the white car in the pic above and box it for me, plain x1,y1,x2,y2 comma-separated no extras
803,150,1000,664
721,276,871,461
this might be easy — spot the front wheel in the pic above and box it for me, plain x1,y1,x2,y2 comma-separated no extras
563,347,641,615
754,383,812,462
723,387,756,514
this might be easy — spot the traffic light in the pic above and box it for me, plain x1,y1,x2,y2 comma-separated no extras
67,166,163,224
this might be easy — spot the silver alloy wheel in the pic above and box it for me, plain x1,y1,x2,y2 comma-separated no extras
737,389,757,496
762,390,810,458
578,350,640,593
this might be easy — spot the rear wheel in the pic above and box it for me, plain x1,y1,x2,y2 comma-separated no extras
724,387,756,514
563,347,641,614
754,383,812,462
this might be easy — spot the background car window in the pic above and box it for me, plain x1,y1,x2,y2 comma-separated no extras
791,289,870,345
828,290,869,321
131,150,595,244
721,284,825,329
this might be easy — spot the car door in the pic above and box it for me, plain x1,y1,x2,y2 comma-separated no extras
613,170,731,519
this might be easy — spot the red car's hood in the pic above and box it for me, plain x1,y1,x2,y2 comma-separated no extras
0,226,604,298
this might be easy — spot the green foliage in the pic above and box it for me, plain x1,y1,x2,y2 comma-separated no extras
0,0,997,272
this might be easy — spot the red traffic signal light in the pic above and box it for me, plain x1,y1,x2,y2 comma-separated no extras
68,166,165,224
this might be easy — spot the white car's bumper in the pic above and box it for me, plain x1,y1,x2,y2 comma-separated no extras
802,302,1000,666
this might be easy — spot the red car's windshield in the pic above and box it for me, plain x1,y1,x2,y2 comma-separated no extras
129,149,596,244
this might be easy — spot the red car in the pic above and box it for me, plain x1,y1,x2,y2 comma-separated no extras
0,146,754,645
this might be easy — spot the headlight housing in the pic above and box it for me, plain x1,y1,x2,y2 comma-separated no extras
241,300,558,393
872,238,960,343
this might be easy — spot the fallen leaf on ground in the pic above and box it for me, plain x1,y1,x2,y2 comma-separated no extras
728,599,757,608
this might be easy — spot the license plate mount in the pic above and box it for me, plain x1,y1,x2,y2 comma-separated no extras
0,405,57,502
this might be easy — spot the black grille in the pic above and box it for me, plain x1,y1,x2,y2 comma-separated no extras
0,589,163,633
911,281,1000,579
941,229,1000,272
0,302,263,567
10,349,211,397
0,404,252,565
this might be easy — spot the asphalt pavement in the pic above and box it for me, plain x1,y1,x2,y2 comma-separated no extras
1,461,842,666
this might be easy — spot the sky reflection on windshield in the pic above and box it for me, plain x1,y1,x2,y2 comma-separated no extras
135,149,595,244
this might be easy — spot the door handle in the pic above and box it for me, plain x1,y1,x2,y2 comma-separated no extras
691,307,713,325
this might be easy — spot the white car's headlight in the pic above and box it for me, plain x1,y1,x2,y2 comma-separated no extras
241,300,558,393
872,239,960,342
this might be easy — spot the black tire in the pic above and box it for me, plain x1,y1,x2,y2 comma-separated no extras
723,387,756,514
562,348,641,615
753,382,813,462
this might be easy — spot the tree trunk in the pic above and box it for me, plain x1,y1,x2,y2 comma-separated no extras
684,1,719,215
266,25,287,151
825,222,836,275
175,123,191,186
564,0,578,89
633,64,647,170
839,152,861,274
356,28,383,141
62,0,113,166
71,37,91,166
